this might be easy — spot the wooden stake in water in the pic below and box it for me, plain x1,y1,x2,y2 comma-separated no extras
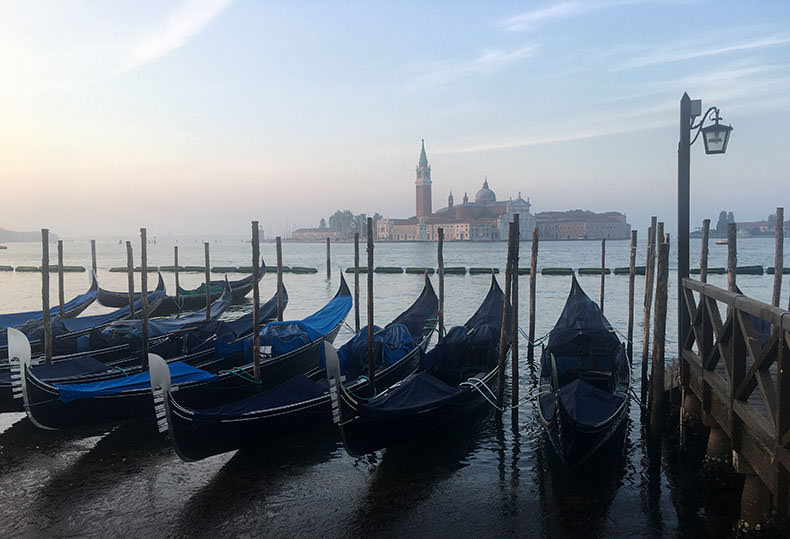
174,246,180,306
650,237,670,442
366,218,375,390
627,230,637,362
700,219,710,284
600,238,606,312
251,221,262,384
41,229,52,364
90,239,97,276
204,242,211,321
496,222,515,408
511,215,520,410
354,232,360,333
728,222,737,293
57,240,65,317
126,241,135,319
437,227,445,338
641,216,657,403
140,228,149,370
276,237,283,322
773,207,784,308
527,227,538,367
326,237,331,280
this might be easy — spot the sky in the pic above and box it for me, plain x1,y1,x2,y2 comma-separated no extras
1,0,789,238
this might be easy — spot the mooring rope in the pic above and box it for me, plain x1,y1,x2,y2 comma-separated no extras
346,375,378,401
219,367,259,384
112,366,129,377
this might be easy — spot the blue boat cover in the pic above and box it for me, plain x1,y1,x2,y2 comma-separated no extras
329,323,416,377
358,371,462,422
191,374,327,427
0,287,98,329
55,361,216,403
558,378,625,427
61,290,165,333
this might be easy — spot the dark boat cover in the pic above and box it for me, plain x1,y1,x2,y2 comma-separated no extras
331,323,416,377
0,286,98,329
358,371,461,422
0,356,113,385
55,361,216,403
540,377,626,426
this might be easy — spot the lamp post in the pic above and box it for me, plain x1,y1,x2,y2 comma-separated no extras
678,93,733,352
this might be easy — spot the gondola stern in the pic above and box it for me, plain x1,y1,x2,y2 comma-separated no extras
148,353,173,435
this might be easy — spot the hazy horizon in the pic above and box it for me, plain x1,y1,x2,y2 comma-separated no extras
2,1,788,238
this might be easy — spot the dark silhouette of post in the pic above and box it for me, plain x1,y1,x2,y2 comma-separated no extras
627,230,637,361
204,242,211,321
600,238,606,311
354,232,360,332
276,237,283,322
252,221,261,384
527,227,538,367
126,241,135,319
326,237,331,280
174,246,180,305
366,218,375,389
641,216,657,403
496,222,515,408
57,240,65,316
700,219,710,283
140,228,149,370
437,227,445,337
90,239,97,276
678,93,692,360
650,237,670,442
773,207,784,307
41,229,52,363
511,215,520,410
728,222,737,293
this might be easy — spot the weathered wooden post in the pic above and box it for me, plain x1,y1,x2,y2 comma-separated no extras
57,240,65,316
600,238,606,311
773,207,784,307
437,227,445,338
727,222,737,294
627,230,637,362
496,222,515,408
204,242,211,321
511,215,520,411
700,218,710,283
326,237,331,280
90,239,97,276
366,218,375,389
140,228,149,370
527,227,538,367
174,246,180,305
354,232,360,333
641,216,657,402
41,229,52,364
650,236,669,442
251,221,262,384
126,241,135,319
276,237,283,322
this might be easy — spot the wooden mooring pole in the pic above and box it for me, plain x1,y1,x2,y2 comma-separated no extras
511,215,520,411
437,227,445,337
251,221,261,384
41,229,52,364
57,240,65,317
527,227,538,367
276,237,283,322
204,242,211,321
650,236,669,442
700,218,710,283
326,237,331,280
90,239,97,277
728,222,737,294
641,216,657,402
126,241,135,319
140,228,149,370
496,221,515,408
354,232,360,333
366,218,375,390
627,230,637,362
600,238,606,311
174,246,180,305
773,207,783,308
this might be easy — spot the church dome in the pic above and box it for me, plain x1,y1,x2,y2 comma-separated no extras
474,179,496,204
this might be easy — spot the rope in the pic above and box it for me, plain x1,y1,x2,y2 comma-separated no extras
346,375,378,401
517,326,549,346
460,377,551,412
113,366,129,377
628,387,646,410
219,367,259,384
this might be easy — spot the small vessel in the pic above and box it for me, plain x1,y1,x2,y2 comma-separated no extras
715,239,728,245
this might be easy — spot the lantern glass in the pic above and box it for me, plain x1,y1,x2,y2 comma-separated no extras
702,122,732,154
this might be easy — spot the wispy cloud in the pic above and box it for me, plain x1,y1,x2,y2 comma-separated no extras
501,0,654,32
121,0,231,72
409,45,537,89
613,34,790,70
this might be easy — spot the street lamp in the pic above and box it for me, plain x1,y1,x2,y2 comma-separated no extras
692,106,734,155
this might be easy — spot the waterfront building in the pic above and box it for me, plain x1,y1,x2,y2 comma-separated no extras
377,140,536,241
535,210,631,240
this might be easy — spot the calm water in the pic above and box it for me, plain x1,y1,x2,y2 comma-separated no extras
0,237,788,537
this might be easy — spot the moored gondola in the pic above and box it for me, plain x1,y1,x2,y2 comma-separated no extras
328,274,507,457
0,276,99,330
13,275,350,429
537,275,630,471
154,274,438,461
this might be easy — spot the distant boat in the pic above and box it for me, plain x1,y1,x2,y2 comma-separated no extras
0,245,7,249
715,239,728,245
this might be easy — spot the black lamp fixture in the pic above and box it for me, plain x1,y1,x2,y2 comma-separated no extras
691,106,733,155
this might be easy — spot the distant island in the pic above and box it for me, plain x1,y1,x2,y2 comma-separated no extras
0,227,57,242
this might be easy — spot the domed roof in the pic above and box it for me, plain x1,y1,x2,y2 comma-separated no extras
474,179,496,204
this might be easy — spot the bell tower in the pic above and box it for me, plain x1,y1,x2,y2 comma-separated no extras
415,139,432,218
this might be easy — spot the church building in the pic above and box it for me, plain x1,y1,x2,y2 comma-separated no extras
376,140,535,241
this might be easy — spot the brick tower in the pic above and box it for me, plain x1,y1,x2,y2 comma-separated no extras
415,139,432,218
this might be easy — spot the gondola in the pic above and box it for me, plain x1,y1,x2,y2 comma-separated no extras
537,275,630,471
0,276,99,330
328,274,507,457
0,274,165,359
13,275,350,429
154,274,438,461
0,281,285,413
97,271,263,316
